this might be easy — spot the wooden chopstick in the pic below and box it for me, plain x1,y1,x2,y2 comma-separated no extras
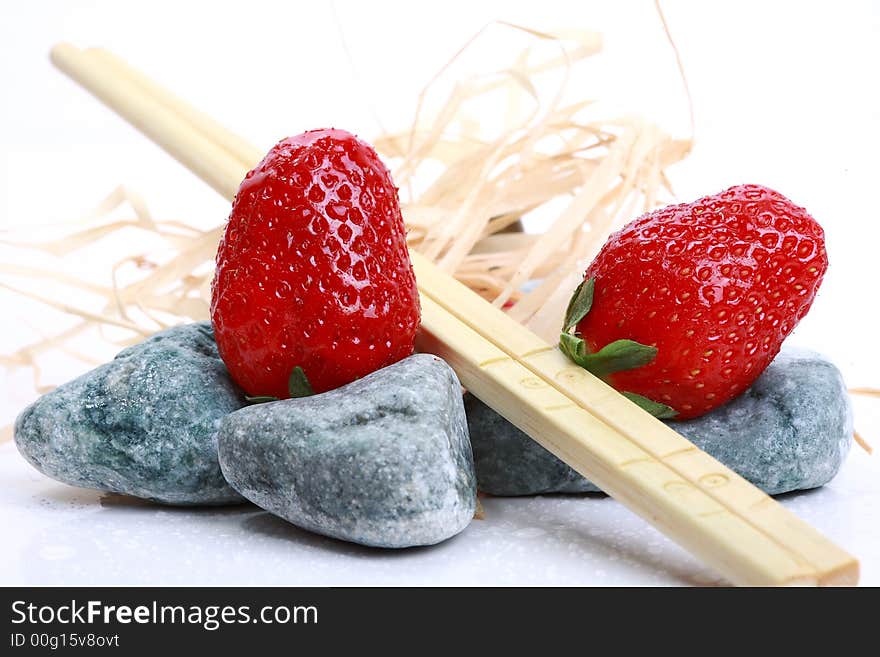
413,259,858,582
49,43,859,586
86,48,264,169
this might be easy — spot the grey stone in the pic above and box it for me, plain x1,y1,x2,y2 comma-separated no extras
467,348,852,496
218,354,477,548
14,322,246,505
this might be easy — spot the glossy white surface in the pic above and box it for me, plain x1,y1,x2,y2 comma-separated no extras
2,440,878,586
1,0,879,586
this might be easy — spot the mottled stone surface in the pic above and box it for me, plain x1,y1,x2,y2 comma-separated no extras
467,348,852,496
15,322,246,505
219,354,477,548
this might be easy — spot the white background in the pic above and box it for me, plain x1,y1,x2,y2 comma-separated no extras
1,0,879,586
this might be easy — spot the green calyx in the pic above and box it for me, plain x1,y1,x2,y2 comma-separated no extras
563,278,595,333
559,333,658,379
244,395,279,404
558,277,677,419
621,392,679,420
245,366,314,404
287,366,314,398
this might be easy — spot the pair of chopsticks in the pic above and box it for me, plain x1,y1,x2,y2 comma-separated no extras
50,43,858,586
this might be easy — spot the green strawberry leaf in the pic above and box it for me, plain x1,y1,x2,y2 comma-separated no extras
622,392,678,419
583,339,658,378
288,366,314,398
245,395,279,405
559,331,589,363
563,278,595,333
559,334,657,378
245,367,314,403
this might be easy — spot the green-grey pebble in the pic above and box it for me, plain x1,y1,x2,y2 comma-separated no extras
218,354,477,548
466,348,852,496
14,322,246,505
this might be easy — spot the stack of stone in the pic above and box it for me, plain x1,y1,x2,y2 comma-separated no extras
14,322,852,549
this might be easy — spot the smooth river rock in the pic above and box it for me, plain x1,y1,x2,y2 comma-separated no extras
14,322,246,505
467,348,852,496
218,354,477,548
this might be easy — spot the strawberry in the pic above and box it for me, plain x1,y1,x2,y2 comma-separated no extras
560,184,828,420
211,128,421,399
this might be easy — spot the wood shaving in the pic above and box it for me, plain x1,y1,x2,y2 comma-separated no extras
1,23,691,396
853,431,873,456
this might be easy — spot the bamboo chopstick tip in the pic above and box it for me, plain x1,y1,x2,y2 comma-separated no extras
818,559,859,587
49,42,79,66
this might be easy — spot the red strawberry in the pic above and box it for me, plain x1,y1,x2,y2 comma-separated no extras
560,184,827,420
211,128,421,399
